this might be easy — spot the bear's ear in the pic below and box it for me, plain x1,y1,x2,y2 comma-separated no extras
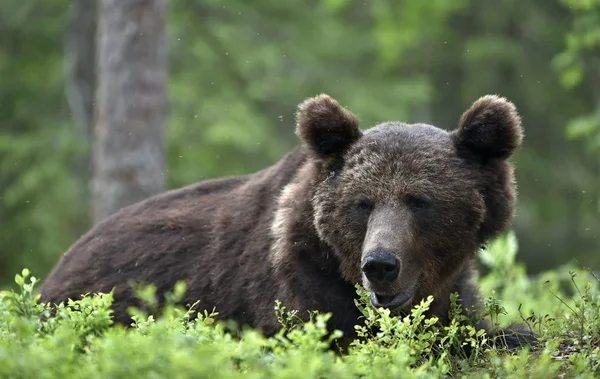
453,95,523,161
295,94,362,159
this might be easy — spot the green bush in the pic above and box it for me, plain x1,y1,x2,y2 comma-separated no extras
0,234,598,378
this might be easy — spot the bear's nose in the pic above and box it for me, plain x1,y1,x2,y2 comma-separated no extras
361,252,400,285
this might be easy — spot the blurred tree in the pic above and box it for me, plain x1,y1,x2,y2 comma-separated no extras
92,0,168,223
551,0,600,269
422,0,600,271
0,0,87,288
164,0,454,187
553,0,600,158
64,0,96,218
65,0,96,142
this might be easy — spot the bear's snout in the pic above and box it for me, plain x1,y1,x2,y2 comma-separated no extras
360,251,400,285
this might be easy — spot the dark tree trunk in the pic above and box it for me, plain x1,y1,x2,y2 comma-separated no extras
92,0,168,224
65,0,97,141
64,0,97,224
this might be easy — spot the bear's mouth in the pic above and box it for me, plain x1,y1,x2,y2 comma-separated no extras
369,291,414,310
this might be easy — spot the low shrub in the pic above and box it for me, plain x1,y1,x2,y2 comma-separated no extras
0,233,598,378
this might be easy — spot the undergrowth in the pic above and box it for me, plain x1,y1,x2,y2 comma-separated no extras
0,232,598,378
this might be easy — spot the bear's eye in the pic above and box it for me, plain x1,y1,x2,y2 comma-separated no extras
407,195,430,210
354,198,373,214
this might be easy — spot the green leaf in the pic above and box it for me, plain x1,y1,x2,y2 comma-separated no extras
566,114,600,139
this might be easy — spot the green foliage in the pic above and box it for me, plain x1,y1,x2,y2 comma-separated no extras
0,234,599,377
552,0,600,154
370,0,467,71
0,0,89,288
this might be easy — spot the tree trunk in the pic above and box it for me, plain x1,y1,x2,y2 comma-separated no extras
92,0,168,224
64,0,97,225
65,0,97,141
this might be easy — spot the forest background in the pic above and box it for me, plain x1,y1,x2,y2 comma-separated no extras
0,0,599,288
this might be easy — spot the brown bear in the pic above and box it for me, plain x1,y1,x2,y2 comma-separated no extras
38,93,533,350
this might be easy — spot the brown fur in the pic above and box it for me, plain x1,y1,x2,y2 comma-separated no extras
38,93,534,350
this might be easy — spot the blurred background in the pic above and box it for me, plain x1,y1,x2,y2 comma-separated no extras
0,0,598,288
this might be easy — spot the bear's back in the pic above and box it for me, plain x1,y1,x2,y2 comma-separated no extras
38,147,309,325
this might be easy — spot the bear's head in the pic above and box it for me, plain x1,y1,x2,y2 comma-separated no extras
293,93,522,313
